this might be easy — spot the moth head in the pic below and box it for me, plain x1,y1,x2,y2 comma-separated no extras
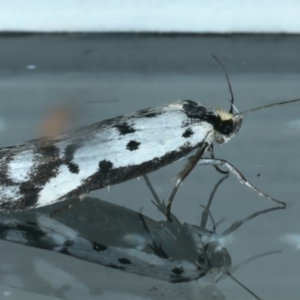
214,109,243,144
198,241,231,272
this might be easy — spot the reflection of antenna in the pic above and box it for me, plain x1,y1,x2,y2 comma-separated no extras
225,271,261,300
229,250,282,274
214,250,281,300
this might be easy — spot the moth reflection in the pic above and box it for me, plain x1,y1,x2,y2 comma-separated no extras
0,175,283,300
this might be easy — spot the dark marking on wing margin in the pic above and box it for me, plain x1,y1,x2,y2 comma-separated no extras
114,122,136,135
99,160,113,173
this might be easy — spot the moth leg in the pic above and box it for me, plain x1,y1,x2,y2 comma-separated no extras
197,158,286,207
50,193,87,217
143,175,167,213
207,144,229,175
166,142,209,221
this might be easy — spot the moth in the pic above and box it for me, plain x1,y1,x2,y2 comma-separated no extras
0,56,299,219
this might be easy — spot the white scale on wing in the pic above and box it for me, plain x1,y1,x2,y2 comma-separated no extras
7,150,35,182
0,185,20,203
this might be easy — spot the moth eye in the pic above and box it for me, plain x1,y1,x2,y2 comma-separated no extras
215,136,225,144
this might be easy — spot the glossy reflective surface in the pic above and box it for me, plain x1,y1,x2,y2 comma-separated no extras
0,34,299,300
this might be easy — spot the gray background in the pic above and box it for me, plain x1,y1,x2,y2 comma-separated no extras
0,34,299,299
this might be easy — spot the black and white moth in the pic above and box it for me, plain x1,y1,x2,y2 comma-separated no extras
0,57,299,218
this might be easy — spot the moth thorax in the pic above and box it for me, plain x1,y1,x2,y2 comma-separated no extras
215,108,233,121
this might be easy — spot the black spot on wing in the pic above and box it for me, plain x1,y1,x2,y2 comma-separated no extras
118,258,132,264
126,140,140,151
99,160,113,173
67,162,79,174
182,128,193,138
172,267,184,275
92,242,108,251
114,122,136,135
64,144,81,174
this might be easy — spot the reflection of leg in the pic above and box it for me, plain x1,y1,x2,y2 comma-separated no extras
138,213,169,259
143,175,168,213
198,158,286,207
143,175,163,208
200,174,229,231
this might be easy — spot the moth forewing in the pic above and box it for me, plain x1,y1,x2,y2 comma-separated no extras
0,100,217,210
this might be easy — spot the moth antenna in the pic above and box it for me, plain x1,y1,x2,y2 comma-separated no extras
227,99,239,113
212,55,235,114
237,97,300,116
225,271,262,300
